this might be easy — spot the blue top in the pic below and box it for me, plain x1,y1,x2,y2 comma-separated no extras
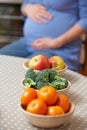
22,0,87,71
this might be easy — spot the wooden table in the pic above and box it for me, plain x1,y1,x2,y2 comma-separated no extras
0,55,87,130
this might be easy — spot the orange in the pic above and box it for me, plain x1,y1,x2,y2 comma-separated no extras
20,88,37,107
46,106,64,116
37,86,58,105
26,98,47,115
56,94,70,113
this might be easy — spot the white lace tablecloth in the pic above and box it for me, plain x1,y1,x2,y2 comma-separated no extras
0,55,87,130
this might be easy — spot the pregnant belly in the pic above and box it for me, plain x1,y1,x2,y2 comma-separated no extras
24,10,77,39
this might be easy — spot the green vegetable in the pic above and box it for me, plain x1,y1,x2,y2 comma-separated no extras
25,69,37,81
50,79,68,90
24,68,68,90
35,69,50,83
49,68,59,82
50,76,68,90
36,81,50,90
24,78,36,88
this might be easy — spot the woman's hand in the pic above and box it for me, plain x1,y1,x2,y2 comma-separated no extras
22,4,52,23
30,37,62,50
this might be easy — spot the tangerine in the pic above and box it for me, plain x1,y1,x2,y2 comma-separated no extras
37,86,58,105
46,106,64,116
20,88,37,107
26,98,47,115
56,94,70,113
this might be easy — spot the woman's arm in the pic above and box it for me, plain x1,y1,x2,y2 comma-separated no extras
55,24,85,48
56,0,87,47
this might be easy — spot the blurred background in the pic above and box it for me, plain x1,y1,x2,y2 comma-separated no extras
0,0,87,76
0,0,23,47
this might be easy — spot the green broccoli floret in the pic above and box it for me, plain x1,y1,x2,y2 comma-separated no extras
25,69,37,81
35,69,51,90
24,68,68,90
50,77,68,90
35,69,50,83
55,76,68,86
49,68,59,82
24,78,36,88
36,81,50,90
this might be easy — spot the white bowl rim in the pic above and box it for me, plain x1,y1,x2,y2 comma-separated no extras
20,102,75,118
21,79,71,92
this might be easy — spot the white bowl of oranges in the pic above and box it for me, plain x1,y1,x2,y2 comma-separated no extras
23,55,68,76
20,86,75,128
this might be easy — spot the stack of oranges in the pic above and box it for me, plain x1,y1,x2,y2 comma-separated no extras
20,86,70,116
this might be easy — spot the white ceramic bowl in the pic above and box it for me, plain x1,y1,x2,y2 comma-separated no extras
21,79,71,94
20,102,75,128
23,60,68,76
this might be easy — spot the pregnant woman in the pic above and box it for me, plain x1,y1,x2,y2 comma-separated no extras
0,0,87,71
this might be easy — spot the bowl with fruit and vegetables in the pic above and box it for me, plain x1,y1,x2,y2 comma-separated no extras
20,86,75,128
23,55,68,75
21,68,71,94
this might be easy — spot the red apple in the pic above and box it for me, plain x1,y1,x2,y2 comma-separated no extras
49,56,65,70
28,55,50,70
